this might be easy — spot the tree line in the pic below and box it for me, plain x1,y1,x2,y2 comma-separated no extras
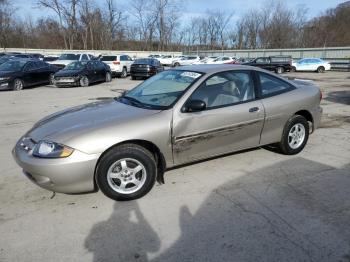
0,0,349,51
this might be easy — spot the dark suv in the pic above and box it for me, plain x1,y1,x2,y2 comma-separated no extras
243,56,292,74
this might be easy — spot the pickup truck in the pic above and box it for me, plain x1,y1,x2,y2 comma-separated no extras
243,56,292,74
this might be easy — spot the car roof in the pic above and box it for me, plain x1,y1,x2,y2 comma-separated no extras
6,58,40,62
176,64,263,74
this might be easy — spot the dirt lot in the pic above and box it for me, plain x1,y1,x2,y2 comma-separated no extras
0,71,349,262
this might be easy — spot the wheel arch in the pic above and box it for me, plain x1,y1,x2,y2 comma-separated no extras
94,139,167,190
294,109,314,132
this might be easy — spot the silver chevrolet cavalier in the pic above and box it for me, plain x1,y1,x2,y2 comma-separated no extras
13,65,322,201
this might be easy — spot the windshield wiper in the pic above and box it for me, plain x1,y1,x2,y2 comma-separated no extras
121,96,153,109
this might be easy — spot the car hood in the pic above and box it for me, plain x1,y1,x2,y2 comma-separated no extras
0,71,18,77
26,100,161,146
55,69,84,77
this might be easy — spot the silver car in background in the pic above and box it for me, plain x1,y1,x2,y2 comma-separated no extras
13,65,322,201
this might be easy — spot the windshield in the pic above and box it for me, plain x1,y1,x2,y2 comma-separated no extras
121,70,203,109
64,61,88,70
58,54,80,60
0,60,27,71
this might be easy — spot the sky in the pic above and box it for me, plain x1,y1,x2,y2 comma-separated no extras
13,0,346,23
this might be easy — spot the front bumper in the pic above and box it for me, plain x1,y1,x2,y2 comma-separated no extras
0,81,11,90
12,139,100,193
54,78,79,87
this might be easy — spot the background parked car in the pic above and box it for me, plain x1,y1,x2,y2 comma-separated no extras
53,60,111,87
50,53,93,69
157,55,177,66
130,58,164,80
292,58,331,73
209,56,237,64
43,56,59,62
0,54,36,65
99,54,133,78
243,56,292,74
0,59,59,91
172,56,200,67
193,56,218,64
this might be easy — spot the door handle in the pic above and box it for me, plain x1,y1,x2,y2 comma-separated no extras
249,107,259,113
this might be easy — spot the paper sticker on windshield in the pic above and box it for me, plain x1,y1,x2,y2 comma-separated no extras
180,72,201,79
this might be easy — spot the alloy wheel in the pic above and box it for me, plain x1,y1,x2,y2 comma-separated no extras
288,123,306,149
107,158,147,194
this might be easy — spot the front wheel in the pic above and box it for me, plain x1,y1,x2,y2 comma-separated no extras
12,78,24,91
49,73,55,85
79,76,89,87
277,115,309,155
96,144,157,201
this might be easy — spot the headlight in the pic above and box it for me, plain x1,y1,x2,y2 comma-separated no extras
33,141,74,158
0,77,10,81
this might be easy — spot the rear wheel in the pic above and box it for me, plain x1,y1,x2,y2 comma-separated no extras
174,62,180,67
317,66,325,73
96,144,157,201
79,76,89,87
276,66,284,74
278,115,309,155
105,72,112,82
121,67,127,78
131,76,136,80
12,78,24,91
291,66,296,72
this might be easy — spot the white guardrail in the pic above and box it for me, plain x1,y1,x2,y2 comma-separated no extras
0,48,182,58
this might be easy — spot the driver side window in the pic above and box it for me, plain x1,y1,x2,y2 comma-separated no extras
190,71,255,109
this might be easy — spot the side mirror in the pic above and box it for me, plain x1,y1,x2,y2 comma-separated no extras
183,100,206,112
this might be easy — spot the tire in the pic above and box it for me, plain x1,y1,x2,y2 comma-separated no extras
174,62,180,67
291,66,296,72
317,66,325,73
276,67,284,74
121,67,127,78
96,144,157,201
131,76,136,80
49,73,55,85
277,115,309,155
105,72,112,82
12,78,24,91
79,76,89,87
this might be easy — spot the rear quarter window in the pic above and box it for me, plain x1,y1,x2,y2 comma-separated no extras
258,72,294,97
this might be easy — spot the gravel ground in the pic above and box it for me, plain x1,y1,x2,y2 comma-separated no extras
0,71,349,262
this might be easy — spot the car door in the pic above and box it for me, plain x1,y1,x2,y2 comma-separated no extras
35,61,50,84
96,61,106,80
22,62,40,86
256,71,297,145
172,70,265,164
86,62,97,82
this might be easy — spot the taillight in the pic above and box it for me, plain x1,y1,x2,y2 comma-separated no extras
113,61,120,65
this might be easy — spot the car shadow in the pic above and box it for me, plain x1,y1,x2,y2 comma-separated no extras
325,91,350,105
85,158,350,262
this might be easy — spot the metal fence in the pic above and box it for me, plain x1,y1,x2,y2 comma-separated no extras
186,46,350,62
0,48,182,58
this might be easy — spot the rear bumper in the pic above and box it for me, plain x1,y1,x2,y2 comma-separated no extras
311,105,323,131
130,70,156,77
12,140,100,193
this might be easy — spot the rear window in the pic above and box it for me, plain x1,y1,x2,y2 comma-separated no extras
100,56,117,61
134,59,153,65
